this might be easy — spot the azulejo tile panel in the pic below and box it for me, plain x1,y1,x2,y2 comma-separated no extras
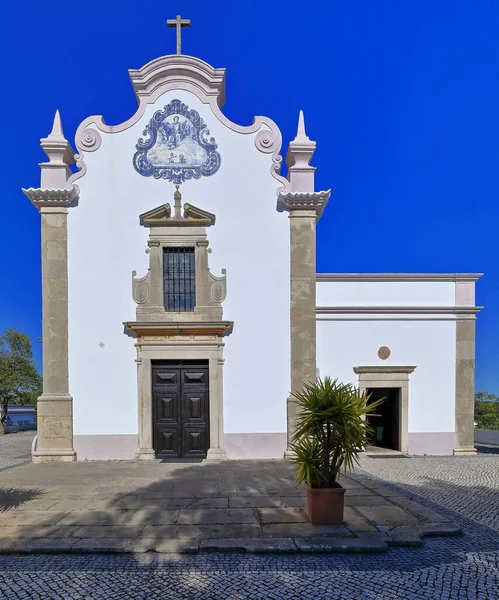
133,99,221,184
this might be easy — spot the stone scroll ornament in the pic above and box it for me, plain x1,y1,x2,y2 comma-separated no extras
133,99,221,184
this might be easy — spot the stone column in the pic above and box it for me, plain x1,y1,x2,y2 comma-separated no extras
454,318,477,455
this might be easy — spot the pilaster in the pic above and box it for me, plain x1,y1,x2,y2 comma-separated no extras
22,111,77,463
279,111,330,452
454,318,477,455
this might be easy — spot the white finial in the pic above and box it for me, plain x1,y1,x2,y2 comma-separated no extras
294,110,311,143
49,110,65,139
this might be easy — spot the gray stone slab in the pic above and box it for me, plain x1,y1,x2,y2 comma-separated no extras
127,510,179,526
257,508,308,524
176,524,261,539
154,539,200,554
0,538,77,553
71,539,155,553
0,510,68,526
293,534,388,553
185,497,229,509
0,526,63,539
355,505,421,527
200,538,297,553
420,522,462,537
344,495,392,507
343,507,378,532
262,523,353,538
70,526,148,539
57,510,136,526
387,526,424,547
229,497,284,508
389,497,453,523
177,508,258,525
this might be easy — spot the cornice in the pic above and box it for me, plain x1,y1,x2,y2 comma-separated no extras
123,320,234,337
316,306,483,315
22,186,79,209
317,273,483,283
354,366,416,375
277,190,331,217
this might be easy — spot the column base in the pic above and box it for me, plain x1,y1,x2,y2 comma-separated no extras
135,448,156,461
453,447,477,456
32,450,76,463
205,448,228,461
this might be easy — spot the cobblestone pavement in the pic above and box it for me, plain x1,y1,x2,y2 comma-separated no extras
0,453,497,599
0,431,35,472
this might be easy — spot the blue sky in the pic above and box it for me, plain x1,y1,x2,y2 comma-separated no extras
2,1,499,392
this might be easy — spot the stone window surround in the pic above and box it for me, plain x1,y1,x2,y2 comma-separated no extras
353,366,416,455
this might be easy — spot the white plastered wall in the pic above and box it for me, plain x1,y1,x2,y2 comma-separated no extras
68,89,289,440
316,280,457,442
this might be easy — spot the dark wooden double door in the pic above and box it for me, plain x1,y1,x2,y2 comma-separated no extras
152,361,210,459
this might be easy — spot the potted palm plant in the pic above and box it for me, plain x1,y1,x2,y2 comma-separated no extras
289,377,383,524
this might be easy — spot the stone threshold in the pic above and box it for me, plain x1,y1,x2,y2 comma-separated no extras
0,523,461,555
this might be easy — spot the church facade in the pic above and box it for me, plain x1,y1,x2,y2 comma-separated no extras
23,31,481,462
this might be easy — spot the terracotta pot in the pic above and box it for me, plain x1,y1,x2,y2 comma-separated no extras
306,484,346,524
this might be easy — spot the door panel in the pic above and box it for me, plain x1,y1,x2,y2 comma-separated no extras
152,362,209,459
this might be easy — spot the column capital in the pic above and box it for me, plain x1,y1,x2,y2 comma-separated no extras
277,190,331,219
22,185,79,212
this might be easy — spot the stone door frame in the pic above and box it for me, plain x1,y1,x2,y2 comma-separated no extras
129,331,229,461
353,366,416,455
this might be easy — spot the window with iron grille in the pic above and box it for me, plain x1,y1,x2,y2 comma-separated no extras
163,248,196,311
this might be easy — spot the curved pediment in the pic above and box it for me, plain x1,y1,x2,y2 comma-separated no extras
129,55,226,108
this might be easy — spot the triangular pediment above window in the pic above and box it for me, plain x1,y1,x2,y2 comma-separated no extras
140,198,216,227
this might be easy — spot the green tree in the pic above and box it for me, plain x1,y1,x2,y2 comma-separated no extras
0,329,42,435
475,391,499,430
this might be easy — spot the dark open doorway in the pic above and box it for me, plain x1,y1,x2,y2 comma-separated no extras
366,387,401,451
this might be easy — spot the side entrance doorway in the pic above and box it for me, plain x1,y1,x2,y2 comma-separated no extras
152,360,210,459
366,387,401,451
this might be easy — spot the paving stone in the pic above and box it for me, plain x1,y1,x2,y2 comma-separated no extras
387,526,425,547
354,505,421,527
126,509,179,526
0,510,68,526
344,495,392,506
420,522,462,537
71,539,155,553
154,539,200,553
388,496,453,522
70,526,148,539
343,507,378,532
0,538,77,553
293,534,388,553
257,507,308,524
200,538,297,553
229,497,284,508
0,526,63,539
176,524,261,539
177,508,258,525
57,510,136,526
262,523,353,538
184,497,229,509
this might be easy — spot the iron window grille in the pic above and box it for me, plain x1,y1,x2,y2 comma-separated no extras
163,247,196,311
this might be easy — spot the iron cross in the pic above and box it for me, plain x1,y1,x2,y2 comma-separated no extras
167,15,191,55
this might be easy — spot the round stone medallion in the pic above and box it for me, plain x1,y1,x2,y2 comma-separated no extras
378,346,391,360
